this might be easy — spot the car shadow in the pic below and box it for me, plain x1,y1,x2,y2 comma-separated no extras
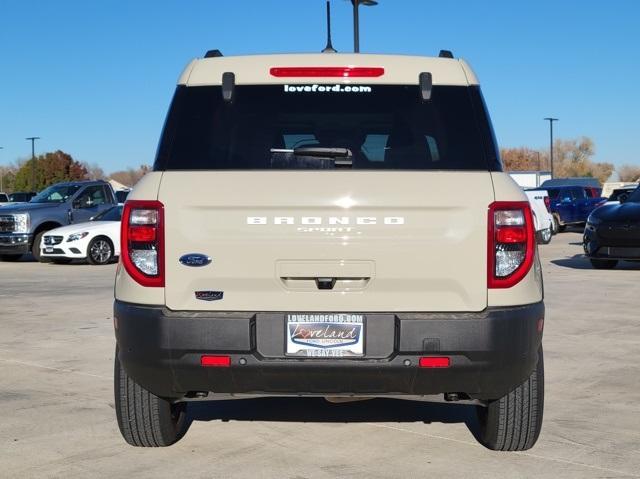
551,254,593,270
552,254,640,270
186,396,480,430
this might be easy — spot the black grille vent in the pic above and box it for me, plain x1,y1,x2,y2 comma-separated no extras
44,235,63,245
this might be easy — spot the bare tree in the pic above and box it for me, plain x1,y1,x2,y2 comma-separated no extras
617,164,640,182
501,147,546,171
109,165,151,187
82,162,106,180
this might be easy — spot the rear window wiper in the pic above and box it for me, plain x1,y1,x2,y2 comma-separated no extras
270,147,353,168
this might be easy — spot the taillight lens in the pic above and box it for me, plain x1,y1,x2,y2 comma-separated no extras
543,196,551,212
488,201,535,289
121,200,164,287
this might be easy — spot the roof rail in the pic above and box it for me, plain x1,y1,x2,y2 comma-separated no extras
438,50,454,58
204,49,223,58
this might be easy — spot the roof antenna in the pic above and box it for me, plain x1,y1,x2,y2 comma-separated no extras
322,0,337,53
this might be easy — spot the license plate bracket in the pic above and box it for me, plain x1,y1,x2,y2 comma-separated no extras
285,313,365,358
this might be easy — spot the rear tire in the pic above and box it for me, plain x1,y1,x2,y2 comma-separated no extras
114,348,190,447
538,228,552,245
475,347,544,451
590,258,618,269
0,254,22,261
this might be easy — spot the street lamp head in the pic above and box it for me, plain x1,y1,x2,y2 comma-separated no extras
351,0,378,5
543,118,558,122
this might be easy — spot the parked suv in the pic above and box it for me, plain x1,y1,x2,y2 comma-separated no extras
114,52,545,451
0,180,117,262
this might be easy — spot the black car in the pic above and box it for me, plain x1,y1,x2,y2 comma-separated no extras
8,191,36,203
584,186,640,269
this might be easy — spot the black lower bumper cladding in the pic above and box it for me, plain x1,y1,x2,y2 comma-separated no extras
114,301,544,401
584,226,640,260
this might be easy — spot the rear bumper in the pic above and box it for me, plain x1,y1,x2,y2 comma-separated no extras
114,300,544,401
583,226,640,260
0,234,31,255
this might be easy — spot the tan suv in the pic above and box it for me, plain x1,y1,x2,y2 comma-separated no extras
114,51,545,450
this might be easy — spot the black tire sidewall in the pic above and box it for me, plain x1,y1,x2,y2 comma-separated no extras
114,347,189,447
32,231,50,262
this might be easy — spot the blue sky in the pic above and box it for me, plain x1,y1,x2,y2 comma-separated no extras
1,0,638,173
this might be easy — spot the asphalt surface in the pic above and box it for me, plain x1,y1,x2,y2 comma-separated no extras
1,231,639,478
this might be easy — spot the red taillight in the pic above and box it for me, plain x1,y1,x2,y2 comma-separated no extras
200,355,231,367
496,226,527,243
121,200,164,287
419,357,450,368
488,201,535,289
128,225,157,242
270,66,384,78
543,196,551,212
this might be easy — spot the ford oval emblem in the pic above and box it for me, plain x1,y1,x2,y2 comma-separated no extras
179,253,212,267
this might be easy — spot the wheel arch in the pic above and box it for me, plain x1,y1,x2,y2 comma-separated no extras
32,221,63,238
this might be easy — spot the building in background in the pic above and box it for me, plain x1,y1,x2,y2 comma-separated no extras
509,171,552,188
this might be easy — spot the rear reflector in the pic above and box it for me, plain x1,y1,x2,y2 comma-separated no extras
419,357,450,368
200,355,231,367
270,67,384,78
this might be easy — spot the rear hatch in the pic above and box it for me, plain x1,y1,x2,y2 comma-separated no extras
155,64,500,312
160,171,493,312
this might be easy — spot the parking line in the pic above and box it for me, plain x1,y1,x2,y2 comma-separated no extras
366,423,640,477
0,357,111,380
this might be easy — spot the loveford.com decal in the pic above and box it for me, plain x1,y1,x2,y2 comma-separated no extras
284,84,372,93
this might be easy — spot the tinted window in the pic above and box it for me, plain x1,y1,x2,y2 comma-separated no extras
9,192,35,202
115,190,130,203
626,186,640,203
92,205,123,221
155,85,500,171
572,187,587,199
546,188,560,199
0,194,8,202
30,185,81,203
76,186,107,207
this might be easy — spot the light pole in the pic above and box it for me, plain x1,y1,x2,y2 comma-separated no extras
350,0,378,53
26,136,40,191
544,118,558,178
0,146,4,192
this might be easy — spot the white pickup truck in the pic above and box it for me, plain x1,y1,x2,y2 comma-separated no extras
525,189,554,244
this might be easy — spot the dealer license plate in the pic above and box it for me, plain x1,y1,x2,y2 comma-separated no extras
286,313,365,357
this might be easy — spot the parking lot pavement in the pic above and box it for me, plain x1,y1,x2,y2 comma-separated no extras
1,232,639,479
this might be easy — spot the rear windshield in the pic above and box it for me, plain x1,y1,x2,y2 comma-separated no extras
154,84,500,171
